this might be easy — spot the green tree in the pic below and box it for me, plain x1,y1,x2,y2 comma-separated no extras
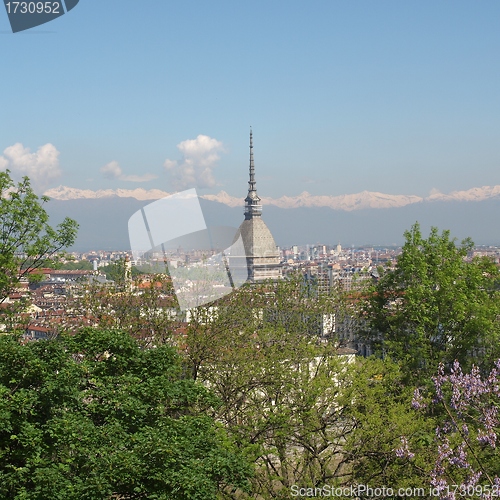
361,223,500,379
410,360,500,493
0,328,251,499
184,279,441,497
0,171,78,303
182,279,357,499
101,259,143,283
343,357,435,491
59,260,93,271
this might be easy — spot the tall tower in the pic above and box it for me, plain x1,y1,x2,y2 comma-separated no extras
244,129,262,220
233,129,281,282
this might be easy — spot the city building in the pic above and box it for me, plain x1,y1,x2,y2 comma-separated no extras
233,130,281,282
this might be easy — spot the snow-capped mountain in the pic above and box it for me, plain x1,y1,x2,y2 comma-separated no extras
44,186,171,201
426,185,500,203
45,184,500,211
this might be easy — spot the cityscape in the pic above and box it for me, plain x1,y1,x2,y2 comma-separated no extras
5,131,500,362
2,1,500,499
3,129,500,498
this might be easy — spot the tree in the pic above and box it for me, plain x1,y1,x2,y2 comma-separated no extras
180,278,358,499
0,171,78,303
396,360,500,498
0,328,251,499
343,357,436,491
101,259,143,283
181,276,451,497
361,223,500,379
58,260,93,271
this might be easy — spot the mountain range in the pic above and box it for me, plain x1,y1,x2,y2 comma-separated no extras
42,185,500,251
45,184,500,210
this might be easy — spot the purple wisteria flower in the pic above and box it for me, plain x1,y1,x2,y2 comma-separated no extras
394,436,415,460
405,359,500,499
412,387,427,409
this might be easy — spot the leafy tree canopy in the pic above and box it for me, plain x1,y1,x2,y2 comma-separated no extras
101,259,143,283
0,329,251,499
0,171,78,302
58,260,94,271
344,357,436,490
362,222,500,379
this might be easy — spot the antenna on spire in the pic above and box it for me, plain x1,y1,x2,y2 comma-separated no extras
249,127,255,190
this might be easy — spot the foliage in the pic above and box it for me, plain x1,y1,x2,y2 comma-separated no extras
182,278,444,498
343,357,436,490
40,253,85,270
102,259,143,283
404,360,500,498
181,278,356,499
361,222,500,379
0,329,252,499
58,260,94,271
0,171,78,303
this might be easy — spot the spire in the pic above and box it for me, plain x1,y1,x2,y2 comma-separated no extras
249,128,256,192
244,128,262,219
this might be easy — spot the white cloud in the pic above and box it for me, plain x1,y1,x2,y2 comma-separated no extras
100,160,157,183
164,134,224,190
0,142,62,189
101,160,122,179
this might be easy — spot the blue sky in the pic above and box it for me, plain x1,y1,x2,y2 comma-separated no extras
1,0,499,199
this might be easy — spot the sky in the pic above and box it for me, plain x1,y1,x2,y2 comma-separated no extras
1,0,500,201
